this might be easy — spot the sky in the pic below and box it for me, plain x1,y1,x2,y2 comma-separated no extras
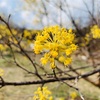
0,0,36,28
0,0,99,29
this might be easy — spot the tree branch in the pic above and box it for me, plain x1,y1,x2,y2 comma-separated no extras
0,68,100,87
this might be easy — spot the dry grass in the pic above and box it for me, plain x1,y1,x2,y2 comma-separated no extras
0,53,100,100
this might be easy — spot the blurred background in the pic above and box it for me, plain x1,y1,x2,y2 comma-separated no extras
0,0,100,29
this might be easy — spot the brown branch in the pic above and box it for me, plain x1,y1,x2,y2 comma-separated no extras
0,68,100,87
43,63,100,77
82,0,97,24
69,65,100,88
8,43,35,75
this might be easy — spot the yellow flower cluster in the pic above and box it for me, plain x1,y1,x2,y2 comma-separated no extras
34,25,77,68
33,87,53,100
79,33,91,47
24,29,41,39
23,29,41,46
91,25,100,39
0,68,4,76
0,24,17,37
24,30,31,38
0,24,18,45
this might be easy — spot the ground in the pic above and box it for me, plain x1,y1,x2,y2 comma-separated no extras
0,51,100,100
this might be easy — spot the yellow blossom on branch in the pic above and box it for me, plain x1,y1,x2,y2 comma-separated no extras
33,87,53,100
24,30,31,38
91,25,100,39
34,25,77,69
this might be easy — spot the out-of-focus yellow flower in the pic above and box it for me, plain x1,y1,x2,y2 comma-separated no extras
84,33,91,45
70,92,77,100
0,24,17,37
24,30,31,38
33,87,53,100
91,25,100,39
78,32,92,47
0,44,5,51
34,25,77,68
64,58,72,65
12,29,17,35
0,68,4,76
9,38,18,44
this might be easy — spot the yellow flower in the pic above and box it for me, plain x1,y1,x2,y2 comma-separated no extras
59,56,65,63
33,87,53,100
50,51,58,58
34,44,43,54
65,48,72,56
64,58,72,66
91,25,100,39
12,29,17,35
40,57,48,65
24,30,31,38
0,44,5,51
0,68,4,76
9,38,18,44
65,44,77,56
50,62,56,69
70,92,77,99
34,25,77,68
